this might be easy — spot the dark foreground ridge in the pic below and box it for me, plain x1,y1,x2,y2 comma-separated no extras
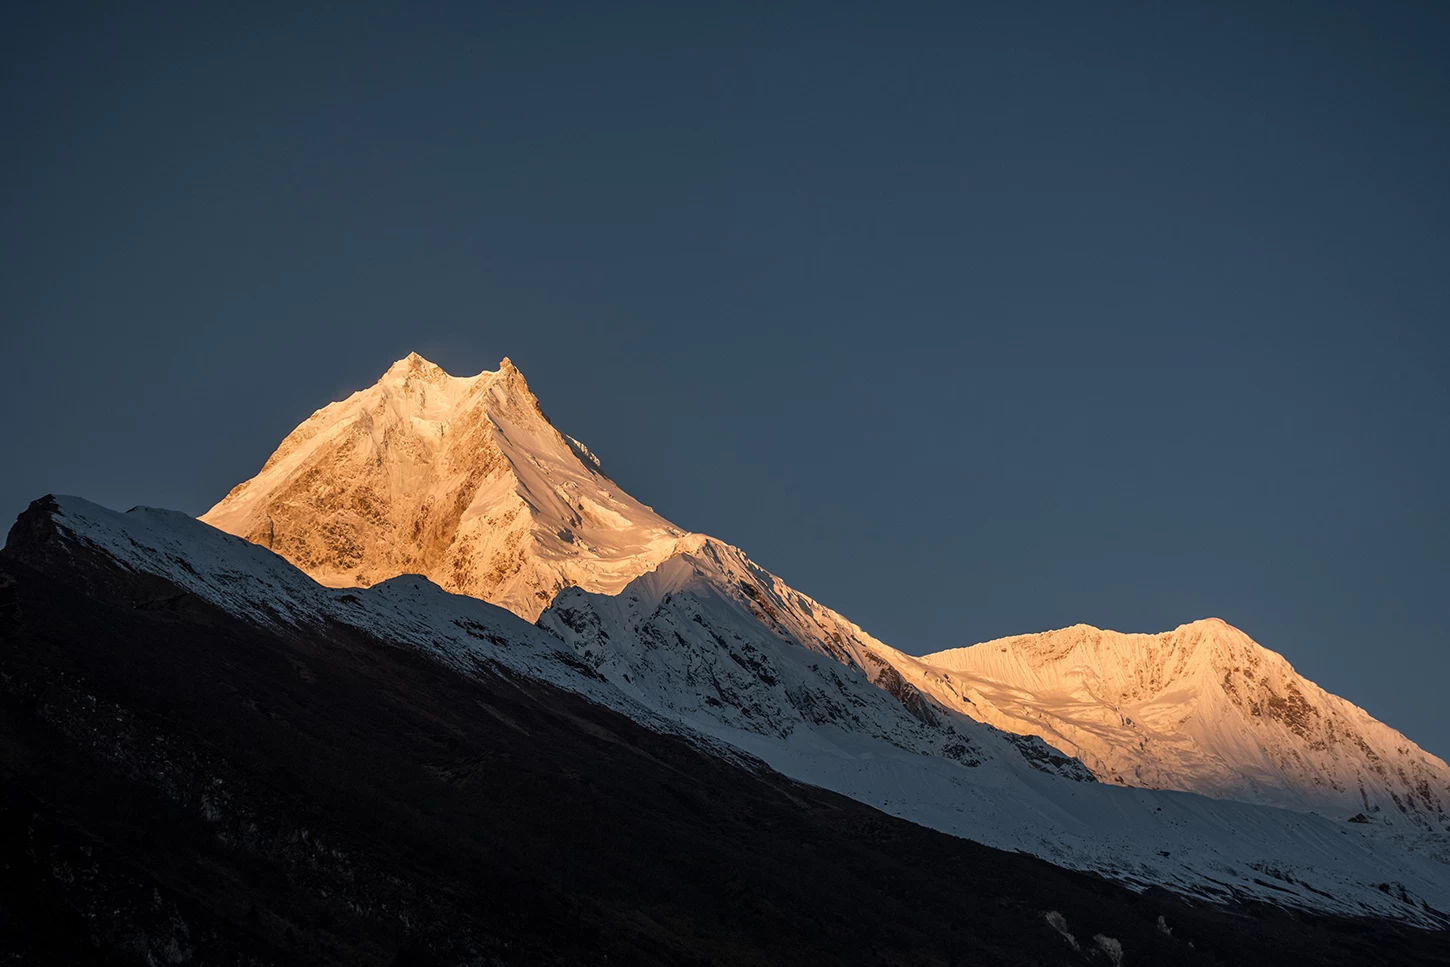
1,497,1448,965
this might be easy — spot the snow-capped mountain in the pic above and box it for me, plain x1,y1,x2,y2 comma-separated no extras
16,494,1450,926
895,621,1450,833
188,352,1450,922
202,353,692,620
538,533,1093,779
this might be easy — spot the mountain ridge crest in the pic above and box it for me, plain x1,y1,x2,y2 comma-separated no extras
200,352,1450,838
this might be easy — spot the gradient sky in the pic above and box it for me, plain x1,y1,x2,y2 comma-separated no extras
4,3,1448,754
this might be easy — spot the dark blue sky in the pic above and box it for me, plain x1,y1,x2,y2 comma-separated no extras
4,3,1447,754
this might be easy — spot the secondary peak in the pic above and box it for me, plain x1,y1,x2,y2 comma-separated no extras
384,351,447,379
491,355,537,399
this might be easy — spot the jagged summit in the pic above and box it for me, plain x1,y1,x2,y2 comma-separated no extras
387,350,441,372
202,354,691,620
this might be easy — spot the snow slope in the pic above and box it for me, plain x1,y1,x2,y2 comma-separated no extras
202,354,692,620
190,352,1450,920
905,622,1450,834
22,495,1450,926
538,535,1091,781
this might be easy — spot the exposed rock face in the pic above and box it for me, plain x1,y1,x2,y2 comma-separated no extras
202,354,692,620
902,620,1450,832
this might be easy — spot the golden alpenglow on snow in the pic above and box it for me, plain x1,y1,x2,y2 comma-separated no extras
205,352,1450,845
202,353,693,620
898,619,1450,830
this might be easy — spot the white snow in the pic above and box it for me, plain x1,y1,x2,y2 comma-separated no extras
35,494,1450,927
903,622,1450,835
145,351,1450,925
537,538,1450,926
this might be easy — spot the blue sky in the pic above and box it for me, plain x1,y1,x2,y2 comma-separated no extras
3,2,1447,753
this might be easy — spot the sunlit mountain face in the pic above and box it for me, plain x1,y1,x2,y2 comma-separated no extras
202,353,693,621
206,354,1450,838
2,354,1448,963
904,620,1450,833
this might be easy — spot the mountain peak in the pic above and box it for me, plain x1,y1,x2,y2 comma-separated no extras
202,352,690,620
911,619,1450,829
384,351,448,380
486,355,546,416
1180,615,1236,634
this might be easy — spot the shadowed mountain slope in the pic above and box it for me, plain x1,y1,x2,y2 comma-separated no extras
9,495,1450,929
4,500,1450,965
